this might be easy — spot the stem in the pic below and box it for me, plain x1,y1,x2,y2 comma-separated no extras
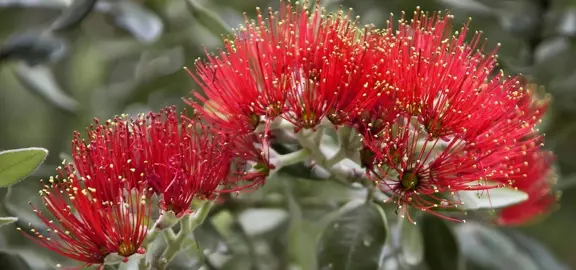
328,164,366,184
365,179,376,204
163,229,177,244
142,220,160,247
296,130,327,166
273,148,310,168
554,176,576,191
137,218,162,269
254,118,294,133
157,201,214,270
327,127,352,168
324,147,347,169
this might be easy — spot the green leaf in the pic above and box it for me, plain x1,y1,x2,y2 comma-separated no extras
100,1,163,43
0,147,48,187
437,0,492,15
421,215,464,270
0,0,65,8
49,0,98,32
0,217,18,227
400,218,424,266
503,230,569,270
0,32,67,65
455,223,539,270
14,63,78,112
238,208,288,236
287,186,322,270
317,202,388,270
0,252,31,270
456,184,529,210
220,254,253,270
185,0,232,38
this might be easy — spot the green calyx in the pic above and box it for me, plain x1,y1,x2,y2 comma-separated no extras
253,162,270,175
400,171,419,191
249,113,260,130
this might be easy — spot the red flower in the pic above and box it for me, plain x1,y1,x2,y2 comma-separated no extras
496,151,558,226
275,3,384,130
71,117,147,199
73,107,235,218
141,108,234,216
185,1,385,133
183,4,291,135
361,10,551,222
224,133,274,192
19,165,150,267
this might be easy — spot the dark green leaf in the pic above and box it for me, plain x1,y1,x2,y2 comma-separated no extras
0,252,31,270
317,203,388,270
0,0,65,8
0,217,18,227
14,63,79,112
220,254,253,270
421,215,463,270
287,184,321,270
49,0,98,32
0,33,67,65
99,2,163,43
0,148,47,187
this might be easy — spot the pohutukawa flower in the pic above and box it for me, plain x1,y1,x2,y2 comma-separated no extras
273,2,385,130
225,133,275,191
73,106,236,218
19,165,150,267
71,117,148,199
141,108,234,217
361,9,552,223
185,1,386,133
496,151,559,226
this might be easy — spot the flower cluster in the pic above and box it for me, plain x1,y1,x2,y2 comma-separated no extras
187,2,556,223
20,107,245,267
21,0,559,268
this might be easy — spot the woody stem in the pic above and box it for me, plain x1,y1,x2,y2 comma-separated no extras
156,201,214,270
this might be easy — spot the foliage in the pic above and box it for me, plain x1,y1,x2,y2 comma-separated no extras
0,0,574,269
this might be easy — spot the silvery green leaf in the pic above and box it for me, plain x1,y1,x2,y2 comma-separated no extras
456,223,539,270
238,209,289,236
0,147,48,187
185,0,232,37
0,0,68,8
99,1,163,43
558,9,576,37
317,202,388,270
437,0,492,15
0,217,18,227
456,183,529,210
49,0,97,32
400,218,424,266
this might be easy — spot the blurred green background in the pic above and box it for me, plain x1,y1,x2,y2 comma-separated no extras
0,0,575,269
